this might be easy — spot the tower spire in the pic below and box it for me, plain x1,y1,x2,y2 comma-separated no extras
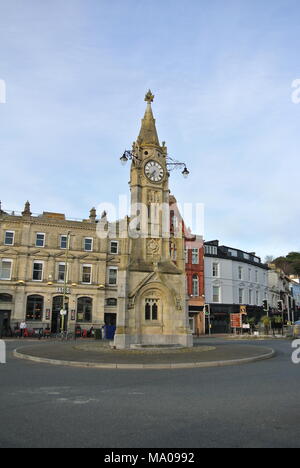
137,90,160,147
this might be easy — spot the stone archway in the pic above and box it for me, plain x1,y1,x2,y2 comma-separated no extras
134,281,177,345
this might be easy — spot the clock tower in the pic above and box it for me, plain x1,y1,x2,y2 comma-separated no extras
114,91,193,349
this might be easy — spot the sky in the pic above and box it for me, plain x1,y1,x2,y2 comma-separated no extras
0,0,300,260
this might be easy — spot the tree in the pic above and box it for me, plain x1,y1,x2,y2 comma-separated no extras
247,317,257,334
273,252,300,276
261,316,272,335
264,255,274,264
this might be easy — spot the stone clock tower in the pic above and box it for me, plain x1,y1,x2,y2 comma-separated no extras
114,91,193,349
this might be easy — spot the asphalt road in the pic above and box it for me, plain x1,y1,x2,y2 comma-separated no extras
0,338,299,448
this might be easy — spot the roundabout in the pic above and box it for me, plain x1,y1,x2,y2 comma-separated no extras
13,340,275,369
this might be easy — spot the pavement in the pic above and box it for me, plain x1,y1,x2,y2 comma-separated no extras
12,338,275,369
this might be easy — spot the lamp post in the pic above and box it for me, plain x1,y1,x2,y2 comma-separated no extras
120,150,190,178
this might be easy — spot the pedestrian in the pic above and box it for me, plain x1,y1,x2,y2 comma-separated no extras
20,320,27,338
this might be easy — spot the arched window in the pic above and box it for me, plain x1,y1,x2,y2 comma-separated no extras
0,293,13,303
152,303,158,320
145,299,159,321
192,275,199,297
145,303,151,320
77,297,92,322
26,295,44,321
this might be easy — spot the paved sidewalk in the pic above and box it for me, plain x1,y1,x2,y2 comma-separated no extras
13,340,275,369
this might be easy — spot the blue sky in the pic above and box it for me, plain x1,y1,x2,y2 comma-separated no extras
0,0,300,259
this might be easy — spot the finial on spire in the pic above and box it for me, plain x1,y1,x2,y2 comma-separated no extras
145,90,154,103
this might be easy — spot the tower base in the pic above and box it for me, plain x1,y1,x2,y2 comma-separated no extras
114,333,193,350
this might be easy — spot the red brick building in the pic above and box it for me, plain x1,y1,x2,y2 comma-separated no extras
169,196,205,335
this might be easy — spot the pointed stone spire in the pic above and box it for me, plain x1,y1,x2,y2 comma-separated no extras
137,90,160,147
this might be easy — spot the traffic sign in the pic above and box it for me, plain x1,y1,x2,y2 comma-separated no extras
230,313,242,328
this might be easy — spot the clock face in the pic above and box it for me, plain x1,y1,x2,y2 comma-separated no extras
144,160,164,182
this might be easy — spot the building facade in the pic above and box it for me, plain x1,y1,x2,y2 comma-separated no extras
267,265,296,322
204,240,269,333
0,203,126,335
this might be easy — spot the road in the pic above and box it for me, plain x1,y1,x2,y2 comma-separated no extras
0,338,299,448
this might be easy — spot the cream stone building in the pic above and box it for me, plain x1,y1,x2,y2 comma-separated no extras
0,91,192,347
0,201,126,334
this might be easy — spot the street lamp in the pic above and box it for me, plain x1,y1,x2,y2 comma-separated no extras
120,152,129,166
120,149,190,178
182,167,190,178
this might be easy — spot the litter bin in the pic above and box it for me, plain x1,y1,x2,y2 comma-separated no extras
95,329,102,340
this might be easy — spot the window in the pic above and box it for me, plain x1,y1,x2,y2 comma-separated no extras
145,299,159,321
36,233,45,247
32,262,43,281
82,265,92,284
192,274,199,296
192,248,199,264
58,263,66,282
110,241,119,254
205,245,217,255
4,231,14,246
213,286,220,303
248,269,251,281
26,295,44,321
108,267,118,286
239,288,244,304
106,298,117,307
60,235,68,249
255,270,258,283
212,263,219,277
84,238,93,252
77,297,92,322
0,259,12,280
249,289,252,305
0,293,13,302
238,266,243,280
228,249,237,257
256,290,260,306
